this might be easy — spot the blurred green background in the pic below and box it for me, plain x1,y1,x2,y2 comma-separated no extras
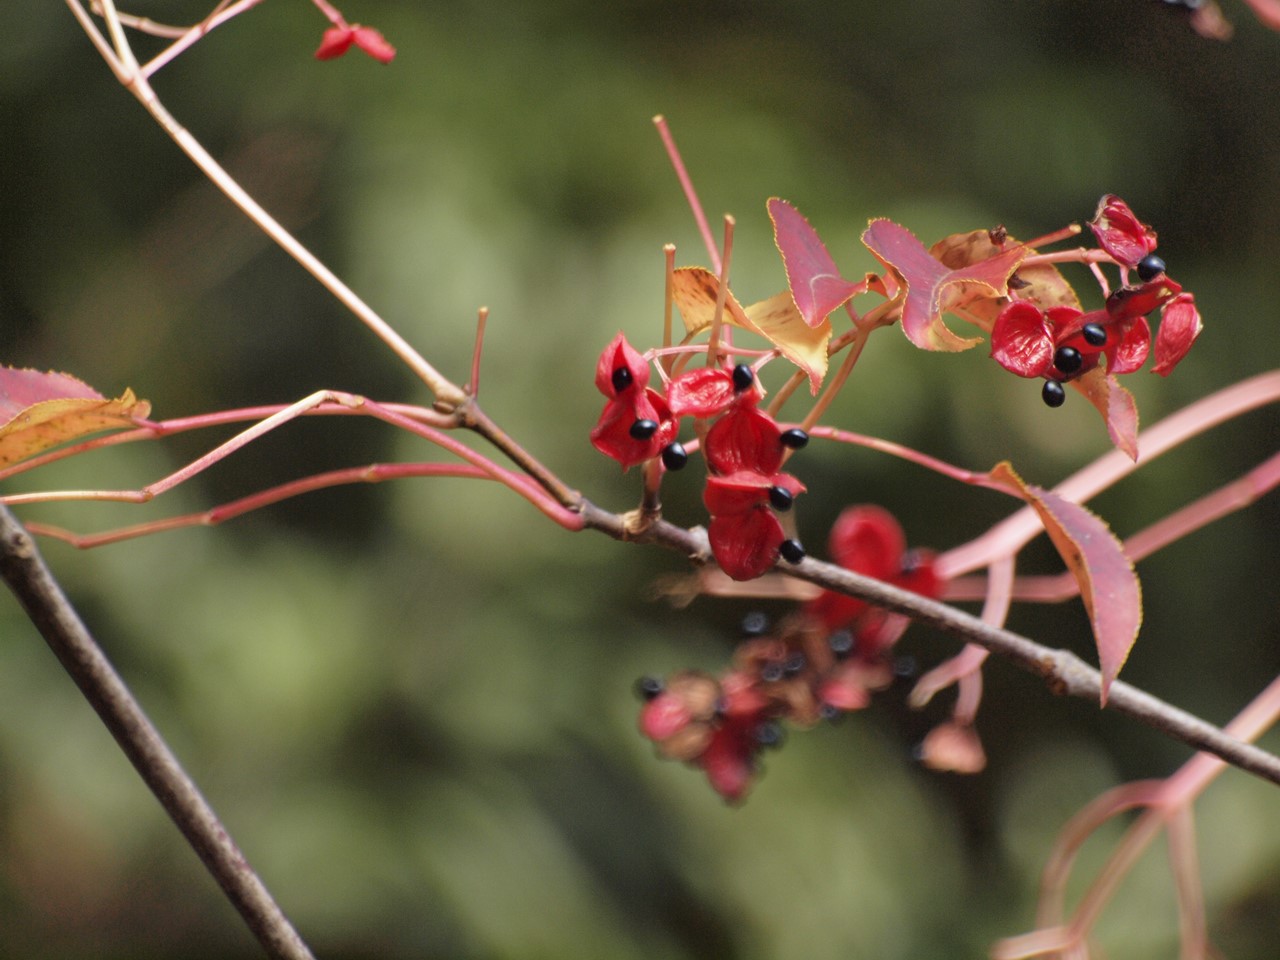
2,1,1279,957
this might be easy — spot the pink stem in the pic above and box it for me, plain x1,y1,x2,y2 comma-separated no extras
940,370,1280,578
652,115,721,273
24,463,493,548
142,0,267,77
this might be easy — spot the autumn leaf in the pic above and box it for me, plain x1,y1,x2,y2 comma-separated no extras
671,267,831,393
861,219,1026,351
1071,367,1140,462
930,229,1081,331
0,367,151,467
767,198,862,328
988,462,1142,704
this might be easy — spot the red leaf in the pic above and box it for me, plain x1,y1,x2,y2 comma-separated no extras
351,25,396,63
1071,369,1140,461
988,463,1143,704
703,471,804,516
827,504,905,577
1153,293,1202,376
594,332,649,398
1089,195,1157,267
0,367,151,467
665,367,736,418
708,508,786,581
315,26,356,59
1105,317,1151,376
767,198,861,328
990,301,1055,378
704,404,783,476
862,219,1026,352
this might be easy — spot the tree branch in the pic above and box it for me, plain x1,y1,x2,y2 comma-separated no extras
0,504,316,960
578,503,1280,788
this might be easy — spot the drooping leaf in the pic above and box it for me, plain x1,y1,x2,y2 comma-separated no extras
861,219,1027,351
0,367,151,467
988,462,1142,704
1071,368,1140,461
1152,293,1203,376
671,268,831,393
767,198,861,328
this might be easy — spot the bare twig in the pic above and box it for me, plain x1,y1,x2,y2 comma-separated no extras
0,504,316,960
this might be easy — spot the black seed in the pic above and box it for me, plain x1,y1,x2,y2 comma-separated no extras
660,442,688,470
818,702,844,722
634,675,664,700
1053,346,1082,375
760,661,785,683
1082,322,1108,347
629,418,658,440
610,366,634,393
779,539,806,564
1136,253,1166,282
782,652,807,677
828,630,855,659
741,611,770,636
768,485,794,511
779,427,810,449
732,364,754,391
900,549,924,577
1042,380,1066,408
893,654,918,679
756,721,786,749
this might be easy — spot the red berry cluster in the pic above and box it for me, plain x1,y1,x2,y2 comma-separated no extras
990,195,1202,407
590,334,810,581
637,506,944,802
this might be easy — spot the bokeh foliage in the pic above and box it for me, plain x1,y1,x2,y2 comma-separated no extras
1,1,1278,957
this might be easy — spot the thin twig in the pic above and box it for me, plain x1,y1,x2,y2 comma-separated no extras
0,504,316,960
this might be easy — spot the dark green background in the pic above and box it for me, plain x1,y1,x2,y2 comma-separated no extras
2,1,1278,957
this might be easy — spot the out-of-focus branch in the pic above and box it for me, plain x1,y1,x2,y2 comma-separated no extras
0,504,316,960
578,503,1280,788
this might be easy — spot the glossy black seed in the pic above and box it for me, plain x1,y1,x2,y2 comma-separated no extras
610,366,634,393
732,363,754,391
828,630,855,659
1136,253,1166,282
634,675,664,700
779,539,806,564
818,702,844,723
760,661,785,683
741,611,770,636
782,652,807,677
1053,346,1082,375
893,654,918,679
779,427,810,449
1042,380,1067,408
900,549,924,577
660,442,688,470
768,485,794,511
756,721,786,749
629,418,658,440
1082,322,1108,347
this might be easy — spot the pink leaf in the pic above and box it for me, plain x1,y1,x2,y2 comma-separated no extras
1071,369,1140,461
862,219,1026,352
767,198,861,328
1153,293,1203,376
0,367,151,467
989,463,1143,704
